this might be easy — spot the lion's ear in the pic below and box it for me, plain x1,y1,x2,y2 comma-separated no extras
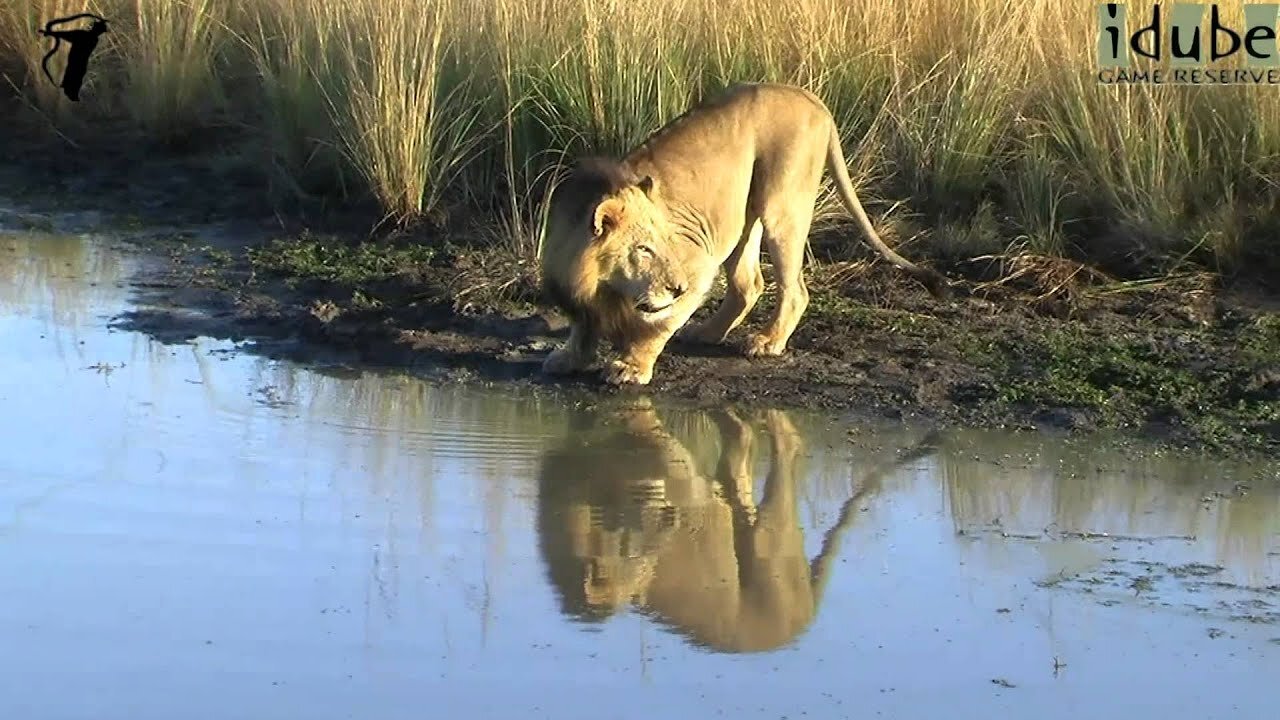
592,197,624,239
636,175,655,197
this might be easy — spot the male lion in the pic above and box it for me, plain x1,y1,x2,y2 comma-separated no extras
539,82,950,386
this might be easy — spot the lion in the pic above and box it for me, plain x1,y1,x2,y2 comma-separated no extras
535,399,943,653
538,81,951,386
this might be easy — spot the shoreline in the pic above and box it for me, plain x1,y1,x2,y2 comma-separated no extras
2,122,1277,459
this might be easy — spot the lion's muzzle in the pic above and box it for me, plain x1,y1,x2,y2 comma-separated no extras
635,283,686,316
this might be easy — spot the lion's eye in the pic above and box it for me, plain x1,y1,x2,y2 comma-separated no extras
637,245,654,257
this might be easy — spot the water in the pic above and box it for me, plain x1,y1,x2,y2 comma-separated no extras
1,231,1278,720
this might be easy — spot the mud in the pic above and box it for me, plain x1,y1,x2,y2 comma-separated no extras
104,232,1280,458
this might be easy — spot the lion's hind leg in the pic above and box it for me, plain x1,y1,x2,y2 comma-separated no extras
745,200,813,358
682,219,764,345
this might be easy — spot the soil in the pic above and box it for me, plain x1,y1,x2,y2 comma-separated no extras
2,115,1277,458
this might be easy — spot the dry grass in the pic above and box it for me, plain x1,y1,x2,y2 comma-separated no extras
2,0,1279,278
118,0,226,141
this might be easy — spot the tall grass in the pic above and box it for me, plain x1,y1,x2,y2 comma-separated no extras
326,0,491,223
238,0,350,200
118,0,226,141
1,0,1278,277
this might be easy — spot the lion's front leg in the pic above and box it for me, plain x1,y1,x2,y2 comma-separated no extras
543,321,599,376
603,333,671,386
711,407,759,526
681,220,765,346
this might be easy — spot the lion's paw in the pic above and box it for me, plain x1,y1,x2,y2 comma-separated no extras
744,333,784,358
603,359,653,386
678,321,724,345
542,347,581,376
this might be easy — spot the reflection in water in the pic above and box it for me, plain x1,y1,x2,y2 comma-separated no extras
0,231,130,328
939,431,1280,587
536,400,939,653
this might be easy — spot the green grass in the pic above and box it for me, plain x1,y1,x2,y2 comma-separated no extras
959,323,1280,452
247,234,438,284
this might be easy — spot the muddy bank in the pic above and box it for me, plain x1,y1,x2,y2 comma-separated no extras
1,122,1277,457
103,235,1277,455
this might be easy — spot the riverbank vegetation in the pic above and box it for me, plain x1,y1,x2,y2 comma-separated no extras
3,0,1279,286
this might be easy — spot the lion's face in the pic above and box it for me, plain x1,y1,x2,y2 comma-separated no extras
589,180,692,325
604,239,689,323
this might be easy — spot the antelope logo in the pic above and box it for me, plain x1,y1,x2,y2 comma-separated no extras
38,13,110,101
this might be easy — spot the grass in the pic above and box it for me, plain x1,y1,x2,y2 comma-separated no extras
2,0,1280,281
246,233,438,285
117,0,227,142
954,318,1280,452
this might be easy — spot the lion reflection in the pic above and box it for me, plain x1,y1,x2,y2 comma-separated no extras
536,402,933,653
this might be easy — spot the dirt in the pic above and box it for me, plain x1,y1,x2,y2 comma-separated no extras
2,116,1278,458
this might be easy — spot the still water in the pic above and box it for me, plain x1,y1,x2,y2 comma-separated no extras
1,231,1278,720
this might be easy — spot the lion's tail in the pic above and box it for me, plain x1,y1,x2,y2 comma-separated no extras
825,124,951,300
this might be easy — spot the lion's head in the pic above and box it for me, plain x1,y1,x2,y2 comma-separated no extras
535,414,687,622
542,159,697,336
588,178,692,322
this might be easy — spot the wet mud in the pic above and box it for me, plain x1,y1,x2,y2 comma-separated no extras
103,229,1280,458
